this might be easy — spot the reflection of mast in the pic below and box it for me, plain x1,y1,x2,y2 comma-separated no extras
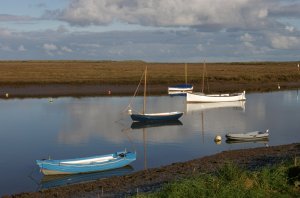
201,111,204,143
143,128,147,170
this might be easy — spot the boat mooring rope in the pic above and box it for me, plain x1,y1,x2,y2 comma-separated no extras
122,69,145,114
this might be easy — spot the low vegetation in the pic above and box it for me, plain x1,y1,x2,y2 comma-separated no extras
136,162,299,197
0,61,299,85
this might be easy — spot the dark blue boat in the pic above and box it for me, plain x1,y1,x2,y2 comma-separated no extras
130,111,183,122
129,66,184,123
168,84,193,90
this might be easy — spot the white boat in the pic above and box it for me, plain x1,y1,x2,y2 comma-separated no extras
187,91,246,103
225,129,269,141
186,61,246,103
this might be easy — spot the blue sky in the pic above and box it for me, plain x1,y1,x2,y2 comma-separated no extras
0,0,299,62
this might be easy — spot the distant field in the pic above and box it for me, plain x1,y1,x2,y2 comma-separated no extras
0,61,299,86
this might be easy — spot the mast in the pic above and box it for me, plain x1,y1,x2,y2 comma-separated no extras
185,63,187,85
143,66,147,114
201,60,206,93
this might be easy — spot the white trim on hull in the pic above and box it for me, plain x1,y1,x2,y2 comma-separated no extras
168,87,193,92
186,91,246,103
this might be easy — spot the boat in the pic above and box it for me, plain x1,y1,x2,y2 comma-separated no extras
129,66,183,122
187,91,246,103
168,63,193,95
130,111,183,122
168,84,193,92
186,61,246,103
36,150,136,175
39,166,133,189
225,129,269,141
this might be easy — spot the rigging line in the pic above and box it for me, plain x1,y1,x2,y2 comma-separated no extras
121,128,137,152
122,69,145,113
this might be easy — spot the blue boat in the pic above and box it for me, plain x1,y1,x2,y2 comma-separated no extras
36,151,136,175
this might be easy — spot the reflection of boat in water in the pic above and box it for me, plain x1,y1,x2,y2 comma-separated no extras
40,165,133,189
225,129,269,141
186,101,246,113
225,139,269,145
131,120,183,130
36,150,136,175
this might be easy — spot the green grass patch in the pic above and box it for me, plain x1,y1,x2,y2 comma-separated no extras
135,162,299,198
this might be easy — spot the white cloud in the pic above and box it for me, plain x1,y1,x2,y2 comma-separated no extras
57,0,271,30
240,33,255,42
61,46,72,52
43,43,58,51
18,45,26,52
270,34,300,49
285,26,295,32
43,43,58,55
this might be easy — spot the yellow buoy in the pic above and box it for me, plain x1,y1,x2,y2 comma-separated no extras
214,135,222,144
5,93,9,98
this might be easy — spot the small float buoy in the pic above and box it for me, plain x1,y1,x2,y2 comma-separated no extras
5,93,9,98
108,90,111,95
128,109,132,115
278,83,280,90
214,135,222,144
49,97,53,103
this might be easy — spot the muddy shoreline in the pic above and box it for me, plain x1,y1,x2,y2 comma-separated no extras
1,81,300,98
6,143,300,198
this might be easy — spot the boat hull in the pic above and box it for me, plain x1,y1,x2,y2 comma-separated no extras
36,151,136,175
130,112,183,122
186,91,246,103
168,84,193,92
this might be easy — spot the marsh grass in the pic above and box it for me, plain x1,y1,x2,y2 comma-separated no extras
136,162,299,198
0,61,299,85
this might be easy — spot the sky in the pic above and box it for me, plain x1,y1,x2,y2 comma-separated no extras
0,0,300,62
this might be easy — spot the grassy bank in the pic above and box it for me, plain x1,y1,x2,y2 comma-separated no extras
136,162,299,198
0,61,300,86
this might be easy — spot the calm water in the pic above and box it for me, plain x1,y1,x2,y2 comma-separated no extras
0,90,299,196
